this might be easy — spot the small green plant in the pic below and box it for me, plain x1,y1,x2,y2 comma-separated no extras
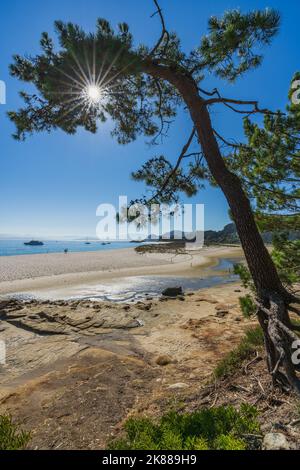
108,404,260,451
239,295,256,318
233,264,254,290
234,264,257,319
214,434,247,451
0,415,31,450
214,327,264,379
244,326,264,347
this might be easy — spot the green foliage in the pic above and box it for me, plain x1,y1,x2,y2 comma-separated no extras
245,326,265,347
0,415,31,450
214,327,264,379
239,295,257,318
198,9,280,82
9,8,281,139
256,214,300,232
214,434,247,451
235,230,300,318
235,231,300,290
8,20,180,144
234,263,258,320
234,263,254,290
131,156,204,204
109,404,260,451
228,74,300,229
8,8,285,204
272,233,300,284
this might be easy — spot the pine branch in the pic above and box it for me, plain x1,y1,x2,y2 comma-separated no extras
150,0,170,57
206,93,281,116
146,127,196,204
213,128,243,149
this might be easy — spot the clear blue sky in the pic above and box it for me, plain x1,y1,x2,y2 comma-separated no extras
0,0,299,238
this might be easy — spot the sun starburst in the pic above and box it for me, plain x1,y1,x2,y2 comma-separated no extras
86,84,102,104
81,83,105,108
48,39,130,123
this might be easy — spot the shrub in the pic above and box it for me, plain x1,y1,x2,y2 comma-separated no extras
239,295,256,318
244,326,264,347
0,415,31,450
108,404,260,450
214,326,264,379
214,434,247,450
233,264,253,289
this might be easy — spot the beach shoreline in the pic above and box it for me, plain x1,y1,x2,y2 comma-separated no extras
0,245,243,298
0,245,256,450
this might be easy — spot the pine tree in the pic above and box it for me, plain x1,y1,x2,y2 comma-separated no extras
8,3,300,392
228,73,300,231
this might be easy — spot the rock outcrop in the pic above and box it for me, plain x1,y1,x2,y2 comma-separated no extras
161,287,183,298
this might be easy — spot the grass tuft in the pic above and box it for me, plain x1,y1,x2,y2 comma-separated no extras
213,326,264,379
0,415,31,450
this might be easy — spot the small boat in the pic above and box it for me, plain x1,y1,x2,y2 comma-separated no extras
24,240,44,246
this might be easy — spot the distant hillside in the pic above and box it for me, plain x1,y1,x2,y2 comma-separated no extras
146,223,299,245
205,223,239,245
204,223,300,245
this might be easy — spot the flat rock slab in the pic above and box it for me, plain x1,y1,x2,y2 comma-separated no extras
0,300,144,337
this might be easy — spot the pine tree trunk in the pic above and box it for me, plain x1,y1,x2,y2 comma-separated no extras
144,63,299,392
182,86,300,391
191,105,284,297
145,64,283,295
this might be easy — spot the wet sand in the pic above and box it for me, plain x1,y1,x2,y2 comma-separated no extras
0,246,243,298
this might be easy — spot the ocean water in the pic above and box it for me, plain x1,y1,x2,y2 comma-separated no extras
0,239,241,301
0,239,138,257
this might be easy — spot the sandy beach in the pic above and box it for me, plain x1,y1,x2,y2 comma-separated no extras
2,245,298,450
0,280,254,449
0,245,243,298
0,244,254,449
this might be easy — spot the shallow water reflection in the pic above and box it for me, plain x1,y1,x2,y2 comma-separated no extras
8,258,241,303
58,258,239,302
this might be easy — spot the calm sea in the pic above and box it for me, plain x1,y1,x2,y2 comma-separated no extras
0,239,137,257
